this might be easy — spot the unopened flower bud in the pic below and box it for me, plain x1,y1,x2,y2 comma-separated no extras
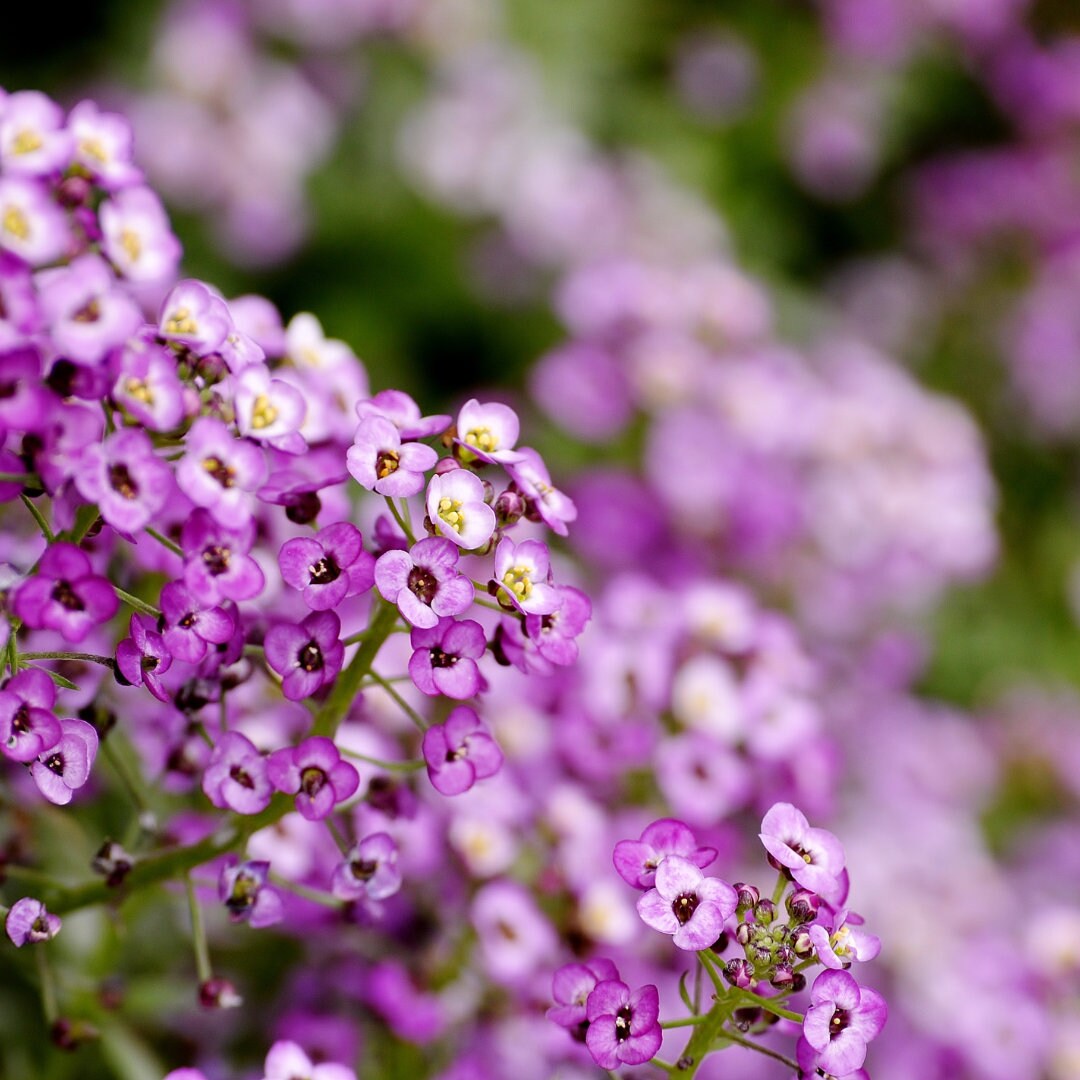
494,488,525,527
724,959,754,989
770,964,795,989
732,1007,762,1032
91,840,133,888
786,888,820,924
790,973,807,993
793,929,814,956
198,977,242,1009
434,456,460,475
285,492,321,525
51,1018,99,1051
735,922,753,947
754,899,776,925
734,882,759,910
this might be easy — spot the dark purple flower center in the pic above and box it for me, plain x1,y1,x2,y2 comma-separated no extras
430,647,457,669
12,704,30,735
829,1007,852,1038
72,298,101,323
202,544,231,575
45,752,65,776
300,765,326,797
179,612,197,629
226,873,259,914
229,764,254,789
308,556,340,586
375,449,400,479
298,641,323,672
672,892,700,925
408,567,438,604
51,579,84,611
614,1005,633,1042
141,655,159,672
108,463,139,500
350,858,378,881
202,456,236,488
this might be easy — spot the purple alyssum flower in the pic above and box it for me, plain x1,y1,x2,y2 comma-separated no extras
0,667,61,763
267,736,359,821
795,1037,869,1080
115,613,173,702
759,802,846,895
506,447,577,536
5,897,61,946
264,611,344,701
455,398,526,465
99,185,180,283
408,617,486,699
808,909,881,970
181,509,265,603
74,427,173,534
158,279,231,354
0,91,72,177
12,543,118,644
548,957,620,1036
524,584,592,666
636,854,737,950
261,1040,356,1080
492,536,560,615
355,389,450,439
110,332,186,431
426,468,496,550
177,417,267,527
802,969,887,1076
278,522,374,611
160,581,237,664
347,414,437,497
233,363,306,452
202,731,272,815
613,818,718,890
584,979,662,1070
218,858,283,928
31,716,98,805
421,706,503,796
331,832,402,901
0,176,69,266
67,99,141,190
374,537,473,629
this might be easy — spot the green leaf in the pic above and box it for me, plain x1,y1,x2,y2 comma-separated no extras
30,665,79,691
677,969,695,1015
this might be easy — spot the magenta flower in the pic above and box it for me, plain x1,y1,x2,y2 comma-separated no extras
759,802,846,894
181,509,265,603
0,177,69,266
347,414,438,497
177,417,267,527
264,611,344,701
36,253,142,366
158,280,232,354
331,832,402,902
278,522,374,611
796,1037,868,1080
584,980,662,1070
524,584,592,666
31,717,98,806
267,736,359,821
74,428,173,535
506,447,577,536
421,706,503,796
261,1040,356,1080
636,855,737,950
613,818,718,890
0,667,61,763
99,186,180,283
408,617,486,699
547,957,620,1033
374,537,473,629
115,613,173,702
455,398,525,465
5,897,61,947
355,389,450,439
218,858,283,928
12,543,118,644
110,333,186,431
426,469,496,550
492,537,560,615
802,970,887,1076
160,581,237,664
202,731,272,815
808,910,881,970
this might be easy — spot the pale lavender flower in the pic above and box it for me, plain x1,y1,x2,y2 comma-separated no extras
12,542,117,644
347,414,437,497
110,333,186,430
262,1039,356,1080
408,617,486,699
421,706,503,796
492,537,559,615
584,980,662,1070
115,612,173,702
160,581,237,664
808,909,881,969
355,389,450,439
505,447,577,536
802,970,887,1076
67,99,142,189
181,509,265,603
426,469,496,550
176,417,267,526
74,428,173,534
267,736,358,820
99,186,181,283
635,855,737,950
613,818,717,890
0,177,70,265
0,667,61,763
202,731,273,814
264,611,344,701
232,363,306,452
158,279,231,354
218,857,283,928
547,957,620,1032
0,91,72,176
374,537,473,629
278,522,374,611
331,832,401,901
5,897,61,946
31,716,98,805
759,802,846,895
455,398,525,465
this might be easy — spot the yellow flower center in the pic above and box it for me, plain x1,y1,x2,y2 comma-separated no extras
438,496,466,535
250,394,278,431
501,565,532,600
124,377,154,405
464,427,497,453
165,306,197,336
79,137,107,164
2,206,29,241
12,129,43,155
119,228,141,264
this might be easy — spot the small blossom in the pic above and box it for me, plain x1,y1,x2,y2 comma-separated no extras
267,736,359,821
636,855,737,950
12,542,118,644
547,958,621,1034
158,279,231,354
802,970,887,1076
30,717,99,805
455,398,525,465
100,186,181,284
278,522,374,611
202,731,272,815
74,427,173,535
426,469,496,550
0,92,72,176
160,581,237,664
355,389,450,439
492,537,560,615
67,99,141,189
524,584,591,666
584,980,662,1070
262,1039,356,1080
0,177,69,266
506,447,577,536
808,910,881,969
176,417,267,527
331,832,401,901
613,818,718,890
110,333,186,431
408,617,486,699
421,706,503,796
181,509,265,603
5,897,61,947
115,613,173,702
374,537,473,629
218,858,283,928
759,802,846,895
0,667,61,763
233,363,306,452
347,414,437,497
264,611,344,701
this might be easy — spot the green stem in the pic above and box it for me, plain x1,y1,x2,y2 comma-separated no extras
367,670,428,732
324,817,351,856
716,1028,799,1071
771,870,788,906
21,494,53,542
100,737,151,817
145,527,183,558
114,587,159,618
18,651,114,669
384,496,416,545
269,872,343,910
184,872,213,983
35,947,59,1025
731,988,803,1024
0,470,37,485
660,1016,706,1029
697,950,727,998
339,748,424,772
